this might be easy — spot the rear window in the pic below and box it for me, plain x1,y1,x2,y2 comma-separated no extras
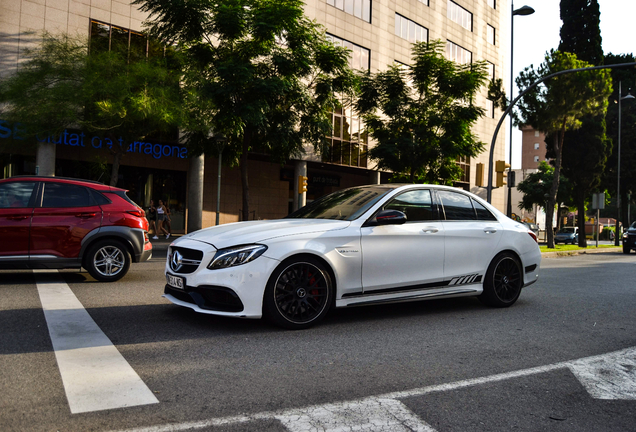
103,190,139,208
42,183,93,208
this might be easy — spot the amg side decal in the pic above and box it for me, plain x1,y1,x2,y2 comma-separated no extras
449,274,482,286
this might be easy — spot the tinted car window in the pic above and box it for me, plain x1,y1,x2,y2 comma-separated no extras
0,182,37,208
90,189,112,206
42,183,92,208
473,199,497,221
384,189,436,222
438,190,476,221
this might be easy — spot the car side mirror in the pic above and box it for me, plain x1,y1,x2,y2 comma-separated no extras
369,209,407,226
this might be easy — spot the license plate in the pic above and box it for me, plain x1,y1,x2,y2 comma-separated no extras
166,273,184,289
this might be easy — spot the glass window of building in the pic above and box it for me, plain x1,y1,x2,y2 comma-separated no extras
326,35,370,70
488,0,496,9
486,61,495,81
326,0,371,23
485,99,494,118
534,143,540,150
323,103,368,168
534,155,540,162
395,14,428,43
455,156,470,190
487,24,495,45
418,0,430,4
447,1,473,31
446,41,472,64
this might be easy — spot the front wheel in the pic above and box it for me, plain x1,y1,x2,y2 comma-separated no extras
478,252,523,308
85,240,131,282
263,257,333,330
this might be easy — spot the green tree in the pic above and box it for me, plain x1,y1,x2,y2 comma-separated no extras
355,40,488,184
0,33,182,186
603,53,636,228
555,0,608,247
516,161,571,228
135,0,356,221
515,50,612,248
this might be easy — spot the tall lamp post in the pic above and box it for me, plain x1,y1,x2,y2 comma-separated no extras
507,3,535,218
615,81,634,245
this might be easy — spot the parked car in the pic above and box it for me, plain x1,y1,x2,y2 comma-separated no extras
623,221,636,254
164,184,541,329
523,222,539,237
0,176,152,281
554,227,578,244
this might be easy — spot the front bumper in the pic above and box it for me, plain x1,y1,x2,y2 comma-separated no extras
163,238,280,319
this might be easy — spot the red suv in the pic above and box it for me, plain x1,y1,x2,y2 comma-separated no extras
0,176,152,281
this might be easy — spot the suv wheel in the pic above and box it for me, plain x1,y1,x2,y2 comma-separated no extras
85,239,131,282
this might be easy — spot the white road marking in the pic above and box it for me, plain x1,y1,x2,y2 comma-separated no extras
112,346,636,432
569,347,636,400
35,270,159,414
275,397,436,432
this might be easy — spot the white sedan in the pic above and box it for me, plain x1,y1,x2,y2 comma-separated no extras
164,184,541,329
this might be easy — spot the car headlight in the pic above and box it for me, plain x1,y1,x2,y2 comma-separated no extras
623,232,628,239
207,244,268,270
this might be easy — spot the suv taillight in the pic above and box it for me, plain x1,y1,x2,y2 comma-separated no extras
126,209,145,218
528,230,538,244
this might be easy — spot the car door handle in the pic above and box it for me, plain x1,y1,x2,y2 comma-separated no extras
7,215,29,220
484,228,498,234
76,213,97,218
422,227,439,233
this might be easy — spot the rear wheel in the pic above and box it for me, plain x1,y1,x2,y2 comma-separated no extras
85,240,131,282
479,252,523,307
263,257,333,330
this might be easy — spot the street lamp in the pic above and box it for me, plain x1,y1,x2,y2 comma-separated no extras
507,3,535,218
615,81,634,245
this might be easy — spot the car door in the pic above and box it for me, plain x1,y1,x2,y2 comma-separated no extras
437,190,502,283
360,189,445,292
30,182,103,259
0,181,38,259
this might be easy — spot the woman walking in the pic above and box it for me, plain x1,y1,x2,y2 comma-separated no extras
147,200,158,239
156,199,170,239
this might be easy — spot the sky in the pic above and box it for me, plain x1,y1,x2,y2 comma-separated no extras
506,0,636,168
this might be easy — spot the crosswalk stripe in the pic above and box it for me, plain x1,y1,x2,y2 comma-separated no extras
35,270,159,413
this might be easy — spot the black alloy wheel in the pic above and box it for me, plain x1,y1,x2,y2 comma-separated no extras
479,252,523,307
264,257,333,329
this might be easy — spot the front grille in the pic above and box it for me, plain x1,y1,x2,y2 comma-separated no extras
165,285,244,313
168,246,204,274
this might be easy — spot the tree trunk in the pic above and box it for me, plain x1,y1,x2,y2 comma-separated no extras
240,133,250,222
546,125,566,248
576,187,587,247
110,151,123,187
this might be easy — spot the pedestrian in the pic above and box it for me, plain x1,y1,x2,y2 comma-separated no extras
163,201,172,235
156,199,170,239
147,200,158,239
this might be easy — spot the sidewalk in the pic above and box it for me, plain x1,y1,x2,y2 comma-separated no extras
148,234,180,252
541,246,622,258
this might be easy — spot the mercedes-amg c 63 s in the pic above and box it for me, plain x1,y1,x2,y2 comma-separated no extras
164,184,541,329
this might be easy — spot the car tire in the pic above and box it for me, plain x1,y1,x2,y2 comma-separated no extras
263,256,333,330
623,244,631,254
84,239,131,282
478,252,523,308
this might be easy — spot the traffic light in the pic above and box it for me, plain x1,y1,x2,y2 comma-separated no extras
495,160,510,187
298,175,308,193
475,163,484,187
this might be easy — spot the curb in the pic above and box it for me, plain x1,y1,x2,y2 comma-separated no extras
541,247,622,258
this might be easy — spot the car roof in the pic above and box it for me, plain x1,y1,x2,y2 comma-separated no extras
1,175,125,192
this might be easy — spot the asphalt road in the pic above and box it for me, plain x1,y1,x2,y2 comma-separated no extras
1,249,635,431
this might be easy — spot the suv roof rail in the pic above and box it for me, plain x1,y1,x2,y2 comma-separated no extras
8,175,106,185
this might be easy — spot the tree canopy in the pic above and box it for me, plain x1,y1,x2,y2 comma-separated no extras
355,40,488,184
0,32,182,186
135,0,357,220
515,50,612,247
555,0,608,247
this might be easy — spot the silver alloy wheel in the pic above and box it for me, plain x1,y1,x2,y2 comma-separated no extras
92,245,126,277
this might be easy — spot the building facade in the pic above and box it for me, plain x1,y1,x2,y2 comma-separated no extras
520,125,548,170
0,0,508,231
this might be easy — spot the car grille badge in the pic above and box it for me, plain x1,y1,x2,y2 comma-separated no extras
171,250,184,272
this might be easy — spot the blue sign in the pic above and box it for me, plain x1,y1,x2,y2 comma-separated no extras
0,120,188,160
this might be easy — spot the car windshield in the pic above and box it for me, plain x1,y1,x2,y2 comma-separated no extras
287,187,390,221
559,228,576,233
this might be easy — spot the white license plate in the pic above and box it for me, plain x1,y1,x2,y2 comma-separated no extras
166,274,184,289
